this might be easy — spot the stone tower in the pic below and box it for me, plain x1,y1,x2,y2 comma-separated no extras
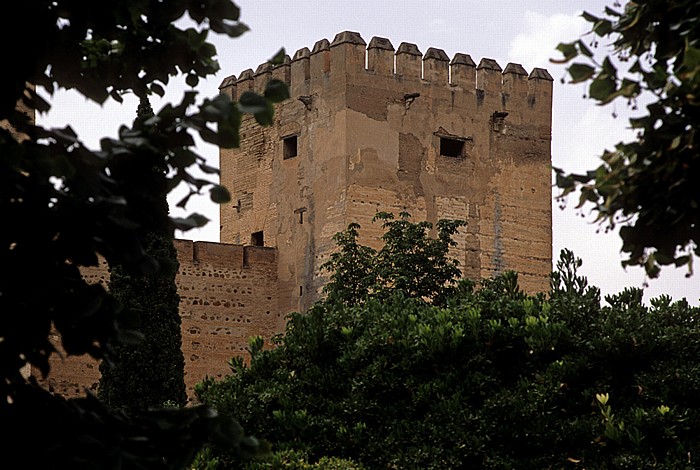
39,32,554,401
218,31,553,316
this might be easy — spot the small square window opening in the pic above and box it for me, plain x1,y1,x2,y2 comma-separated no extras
251,231,264,246
440,137,465,158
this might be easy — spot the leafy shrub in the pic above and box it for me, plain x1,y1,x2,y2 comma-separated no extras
192,447,364,470
196,215,700,469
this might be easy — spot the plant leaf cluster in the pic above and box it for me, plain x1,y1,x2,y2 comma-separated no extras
553,0,700,278
196,218,700,469
320,211,466,306
0,0,289,466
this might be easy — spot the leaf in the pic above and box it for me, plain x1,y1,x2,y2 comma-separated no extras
553,42,579,63
211,20,250,37
670,135,682,150
617,79,640,98
682,42,700,70
218,111,241,149
264,79,290,103
150,83,165,97
269,48,287,66
577,40,594,58
593,19,613,36
644,255,661,278
581,11,600,23
568,63,596,83
601,57,618,76
199,162,220,174
186,73,199,87
210,185,231,204
589,77,617,102
237,91,268,114
172,213,210,230
254,102,275,127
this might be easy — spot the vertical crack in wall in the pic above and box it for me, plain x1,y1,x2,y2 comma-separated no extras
493,192,505,274
303,197,317,312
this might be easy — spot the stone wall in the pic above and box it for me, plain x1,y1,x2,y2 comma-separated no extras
39,240,280,402
219,31,553,313
0,83,34,141
40,30,554,403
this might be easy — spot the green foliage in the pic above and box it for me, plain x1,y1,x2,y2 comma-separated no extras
553,0,700,278
3,386,262,469
193,448,364,470
321,211,466,305
196,220,700,469
98,232,188,414
98,96,187,415
0,0,286,466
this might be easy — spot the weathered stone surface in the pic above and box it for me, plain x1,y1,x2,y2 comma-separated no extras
43,32,554,402
222,31,553,315
39,242,279,401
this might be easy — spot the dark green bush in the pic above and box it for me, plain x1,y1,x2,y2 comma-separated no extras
192,446,364,469
196,216,700,469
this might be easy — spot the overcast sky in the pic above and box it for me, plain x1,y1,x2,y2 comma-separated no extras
38,1,698,306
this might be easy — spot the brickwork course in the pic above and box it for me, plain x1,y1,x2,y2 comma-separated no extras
39,31,554,402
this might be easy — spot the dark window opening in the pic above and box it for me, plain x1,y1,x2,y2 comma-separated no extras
440,137,465,158
251,231,264,246
299,286,303,296
283,135,298,159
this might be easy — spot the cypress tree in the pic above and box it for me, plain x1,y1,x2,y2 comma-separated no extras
98,96,187,414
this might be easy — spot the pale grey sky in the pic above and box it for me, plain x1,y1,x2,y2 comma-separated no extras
38,1,699,305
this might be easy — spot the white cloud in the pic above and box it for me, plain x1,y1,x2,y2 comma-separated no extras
553,102,636,175
507,11,589,70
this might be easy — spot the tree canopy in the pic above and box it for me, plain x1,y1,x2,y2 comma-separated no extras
0,0,287,466
196,217,700,469
320,211,466,306
553,0,700,278
97,98,188,415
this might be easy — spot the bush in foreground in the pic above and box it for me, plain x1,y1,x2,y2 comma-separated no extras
197,215,700,469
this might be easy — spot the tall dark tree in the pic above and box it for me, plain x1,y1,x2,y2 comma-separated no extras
98,97,187,414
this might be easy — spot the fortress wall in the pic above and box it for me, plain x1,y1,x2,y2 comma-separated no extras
219,95,350,314
477,111,553,293
0,83,35,141
219,113,278,247
175,241,280,396
218,30,553,307
40,261,110,398
38,240,280,402
294,33,550,293
219,31,553,128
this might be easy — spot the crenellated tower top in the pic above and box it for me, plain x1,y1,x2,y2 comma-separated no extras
219,30,553,119
218,31,554,313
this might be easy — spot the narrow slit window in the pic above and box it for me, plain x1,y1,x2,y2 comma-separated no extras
251,231,264,246
440,137,465,158
295,207,307,224
283,135,298,159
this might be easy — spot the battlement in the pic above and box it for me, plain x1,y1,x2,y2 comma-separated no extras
219,31,553,113
173,239,276,270
219,30,554,314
